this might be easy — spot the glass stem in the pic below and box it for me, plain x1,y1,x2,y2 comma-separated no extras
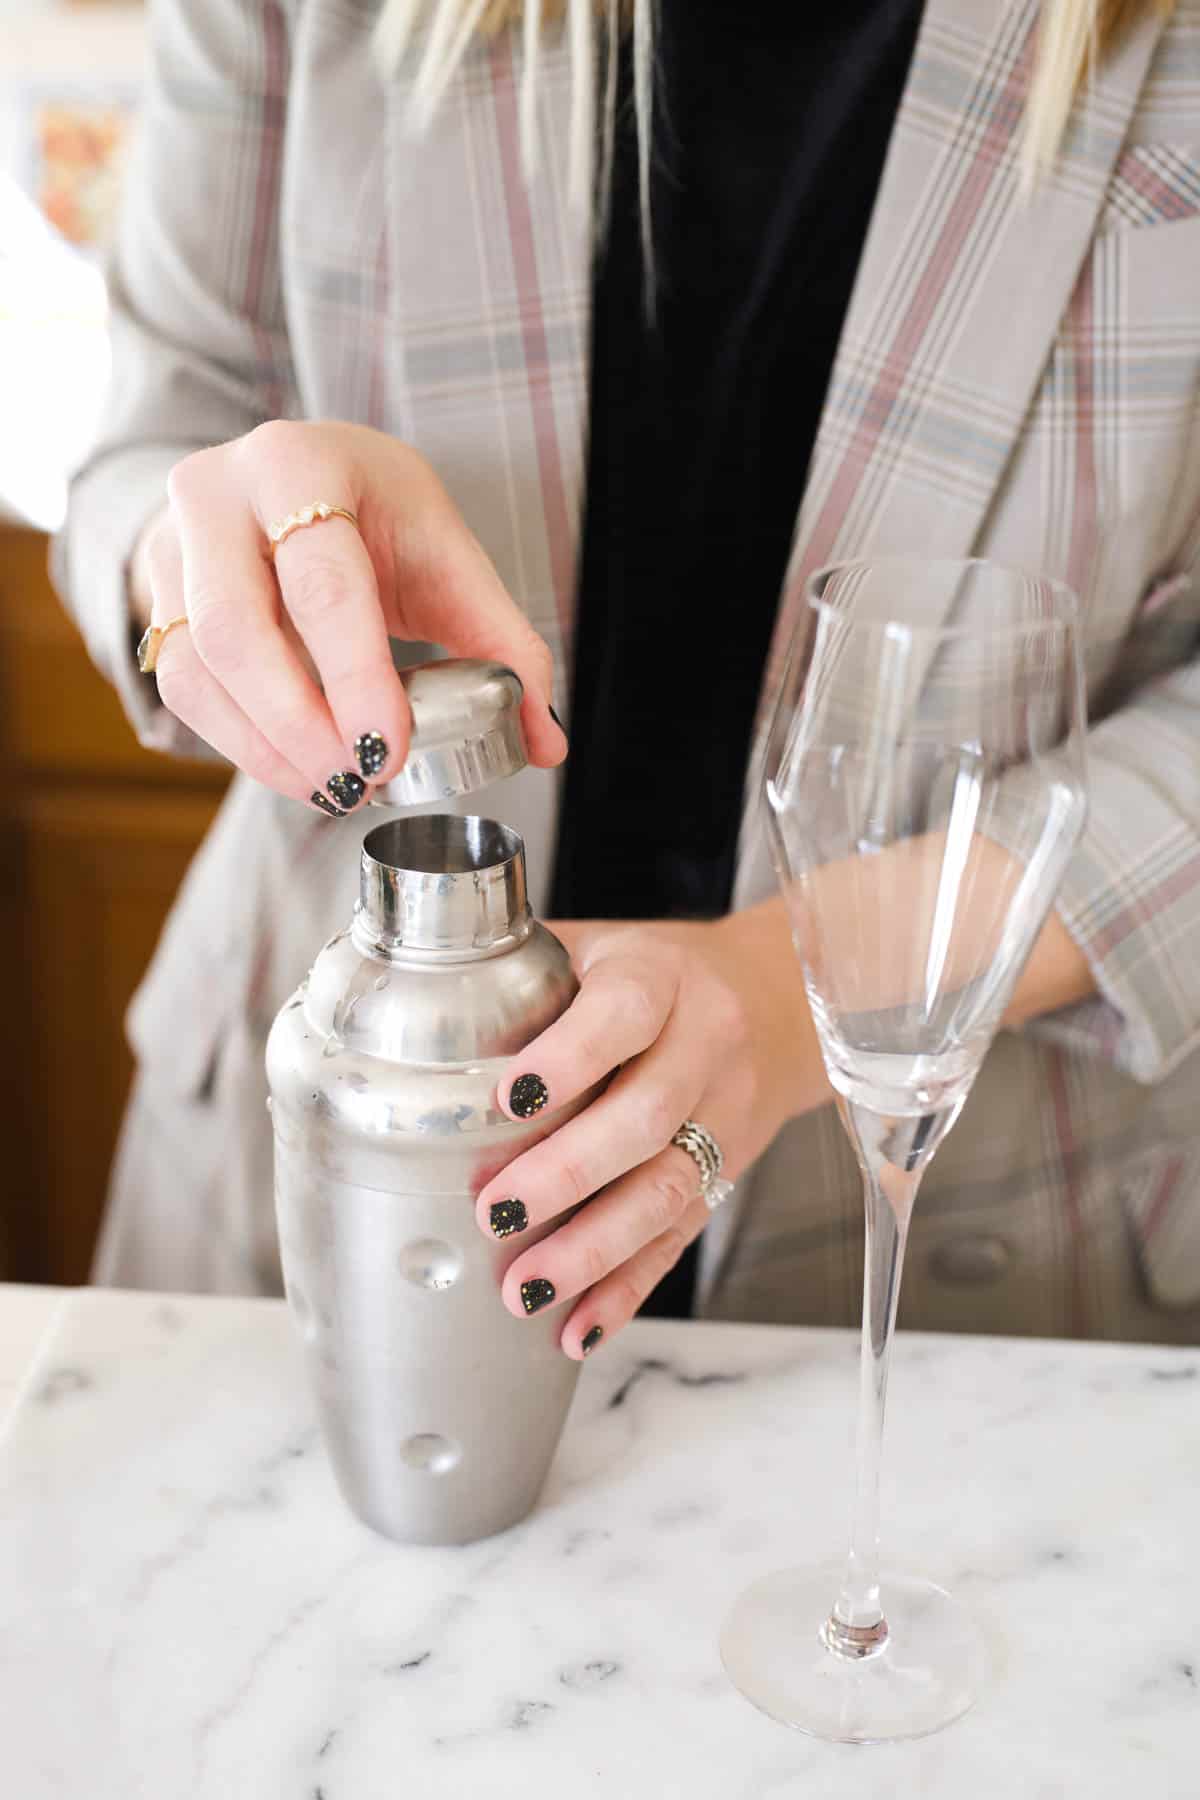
823,1099,935,1661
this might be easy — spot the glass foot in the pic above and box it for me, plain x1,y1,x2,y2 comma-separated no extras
720,1565,986,1744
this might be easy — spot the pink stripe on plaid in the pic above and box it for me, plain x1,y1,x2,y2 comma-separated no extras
1088,847,1200,960
800,18,1038,578
1122,155,1200,224
246,1,287,418
1046,1053,1089,1336
489,37,574,643
1066,266,1097,601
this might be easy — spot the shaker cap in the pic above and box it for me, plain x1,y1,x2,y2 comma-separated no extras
374,658,528,807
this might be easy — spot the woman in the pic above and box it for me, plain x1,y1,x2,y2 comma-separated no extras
54,0,1200,1347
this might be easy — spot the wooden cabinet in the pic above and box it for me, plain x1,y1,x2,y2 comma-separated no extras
0,523,229,1283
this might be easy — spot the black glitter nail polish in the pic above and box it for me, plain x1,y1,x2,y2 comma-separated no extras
354,730,388,778
327,770,366,809
581,1325,604,1356
509,1073,549,1119
520,1277,555,1315
489,1197,528,1239
310,791,344,818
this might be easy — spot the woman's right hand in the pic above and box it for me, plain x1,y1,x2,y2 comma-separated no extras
133,420,567,812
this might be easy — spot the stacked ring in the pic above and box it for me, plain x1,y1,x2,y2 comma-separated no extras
671,1120,734,1212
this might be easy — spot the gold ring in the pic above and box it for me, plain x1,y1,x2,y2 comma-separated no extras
266,502,359,559
137,615,189,674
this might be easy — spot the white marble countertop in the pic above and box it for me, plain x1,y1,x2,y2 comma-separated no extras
1,1283,1198,1797
0,1283,64,1422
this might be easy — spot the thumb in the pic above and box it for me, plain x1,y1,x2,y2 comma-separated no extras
385,507,567,769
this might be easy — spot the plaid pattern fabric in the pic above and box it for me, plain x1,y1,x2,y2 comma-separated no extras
1101,143,1200,228
56,0,1200,1337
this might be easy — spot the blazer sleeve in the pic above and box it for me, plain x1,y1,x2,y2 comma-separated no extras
50,0,296,755
1022,578,1200,1085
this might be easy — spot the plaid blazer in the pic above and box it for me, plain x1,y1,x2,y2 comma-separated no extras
56,0,1200,1339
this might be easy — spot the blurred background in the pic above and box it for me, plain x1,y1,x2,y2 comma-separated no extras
0,0,230,1283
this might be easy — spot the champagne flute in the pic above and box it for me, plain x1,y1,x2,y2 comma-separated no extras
720,557,1088,1743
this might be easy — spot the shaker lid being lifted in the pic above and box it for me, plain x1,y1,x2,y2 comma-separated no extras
372,658,528,808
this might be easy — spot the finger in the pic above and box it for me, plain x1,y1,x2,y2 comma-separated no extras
478,986,708,1232
251,483,412,787
145,515,331,808
497,1137,709,1324
495,1053,749,1345
152,625,345,813
496,941,681,1124
557,1198,710,1359
167,455,367,809
387,488,567,768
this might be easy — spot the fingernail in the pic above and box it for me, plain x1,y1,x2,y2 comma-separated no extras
310,791,345,818
549,704,568,738
489,1197,528,1239
354,730,388,778
581,1325,604,1356
327,770,366,809
520,1277,555,1315
509,1073,549,1119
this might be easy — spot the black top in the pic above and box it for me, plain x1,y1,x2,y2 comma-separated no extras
550,0,923,1316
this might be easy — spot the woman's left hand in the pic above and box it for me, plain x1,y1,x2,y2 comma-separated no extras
475,905,831,1358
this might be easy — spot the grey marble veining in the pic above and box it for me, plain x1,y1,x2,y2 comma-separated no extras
0,1287,1198,1797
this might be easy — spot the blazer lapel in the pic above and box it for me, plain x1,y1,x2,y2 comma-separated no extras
765,0,1169,691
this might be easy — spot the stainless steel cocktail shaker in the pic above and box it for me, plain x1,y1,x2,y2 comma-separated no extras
266,661,582,1545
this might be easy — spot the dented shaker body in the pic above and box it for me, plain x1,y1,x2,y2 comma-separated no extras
266,665,583,1545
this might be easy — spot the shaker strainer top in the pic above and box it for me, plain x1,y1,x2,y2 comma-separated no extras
371,658,528,808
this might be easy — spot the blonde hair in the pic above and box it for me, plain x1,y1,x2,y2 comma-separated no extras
375,1,1176,268
1021,1,1175,185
